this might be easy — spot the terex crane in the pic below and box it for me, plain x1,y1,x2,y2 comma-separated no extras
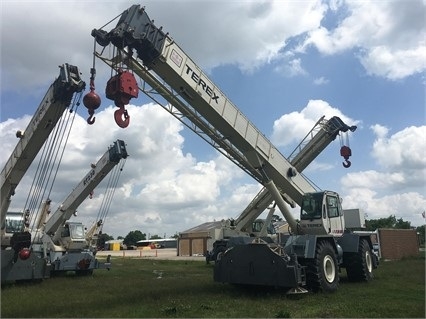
89,4,376,293
32,139,127,275
2,140,127,282
206,116,357,262
1,63,85,282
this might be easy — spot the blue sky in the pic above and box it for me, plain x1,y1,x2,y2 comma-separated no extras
1,0,425,238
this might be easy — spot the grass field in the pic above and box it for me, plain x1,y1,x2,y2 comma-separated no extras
1,254,425,318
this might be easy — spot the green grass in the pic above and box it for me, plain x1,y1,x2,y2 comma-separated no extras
1,254,425,318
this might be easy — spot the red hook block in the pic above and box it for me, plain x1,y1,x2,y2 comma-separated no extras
114,107,130,128
106,69,138,128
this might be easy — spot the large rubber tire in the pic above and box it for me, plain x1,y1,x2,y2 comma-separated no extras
345,239,374,282
305,240,339,293
206,247,225,264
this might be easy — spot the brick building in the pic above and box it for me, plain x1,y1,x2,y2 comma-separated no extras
378,228,419,260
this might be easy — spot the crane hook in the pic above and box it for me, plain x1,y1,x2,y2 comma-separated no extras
343,159,351,168
114,107,130,128
83,68,101,125
106,70,138,128
340,145,352,168
86,109,96,125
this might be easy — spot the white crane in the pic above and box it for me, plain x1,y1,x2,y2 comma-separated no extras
89,4,376,293
33,139,128,274
1,64,85,283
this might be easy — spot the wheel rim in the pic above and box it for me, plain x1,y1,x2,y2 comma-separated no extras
365,251,373,272
323,255,336,283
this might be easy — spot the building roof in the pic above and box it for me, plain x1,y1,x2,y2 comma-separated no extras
180,221,223,234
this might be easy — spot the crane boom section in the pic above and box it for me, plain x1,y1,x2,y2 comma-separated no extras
156,37,317,204
233,115,356,224
93,5,316,206
44,140,127,236
0,64,85,224
289,116,356,172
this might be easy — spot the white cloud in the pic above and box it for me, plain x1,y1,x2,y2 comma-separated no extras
313,76,329,85
340,124,426,226
271,99,358,147
370,124,389,139
0,0,327,92
342,188,426,227
371,125,426,170
1,0,422,98
1,103,258,238
0,115,33,164
3,102,424,239
342,170,406,191
1,0,423,238
300,1,426,80
274,58,307,77
360,45,426,80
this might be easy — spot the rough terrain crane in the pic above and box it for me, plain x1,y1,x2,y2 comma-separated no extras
1,63,85,282
2,140,127,282
31,139,127,275
89,4,376,293
205,115,357,262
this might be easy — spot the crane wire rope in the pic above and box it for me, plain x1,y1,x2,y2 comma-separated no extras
95,158,126,233
23,93,82,233
24,104,70,229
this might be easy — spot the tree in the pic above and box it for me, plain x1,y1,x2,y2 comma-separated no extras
149,234,162,240
123,230,146,246
97,233,114,249
394,217,411,229
365,215,411,231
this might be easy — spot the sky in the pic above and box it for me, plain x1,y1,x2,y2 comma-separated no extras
1,0,425,239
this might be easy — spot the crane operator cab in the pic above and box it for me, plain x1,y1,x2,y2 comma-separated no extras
59,222,87,251
252,219,276,235
1,212,27,249
299,191,345,236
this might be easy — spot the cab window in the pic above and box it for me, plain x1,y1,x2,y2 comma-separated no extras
301,194,322,220
326,196,339,218
70,224,85,239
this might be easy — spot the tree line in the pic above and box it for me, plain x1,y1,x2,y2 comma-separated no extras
364,215,424,245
